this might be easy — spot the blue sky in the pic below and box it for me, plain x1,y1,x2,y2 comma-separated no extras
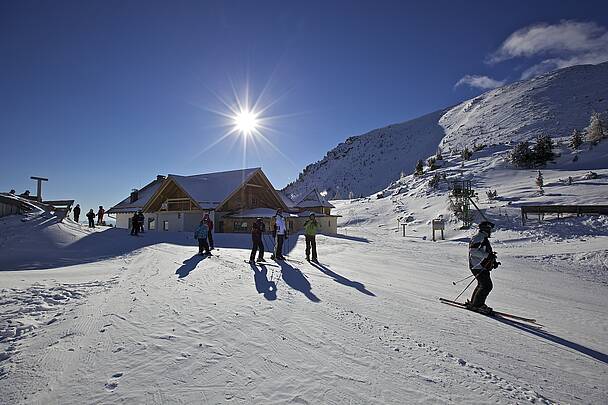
1,0,608,212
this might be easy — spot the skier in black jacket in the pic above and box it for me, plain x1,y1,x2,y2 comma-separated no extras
249,218,265,263
73,204,81,223
465,221,500,314
131,212,140,236
86,209,96,228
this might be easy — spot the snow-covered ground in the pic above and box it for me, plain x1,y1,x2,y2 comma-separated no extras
1,201,606,404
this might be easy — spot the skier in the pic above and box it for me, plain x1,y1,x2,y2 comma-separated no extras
73,204,81,223
249,217,265,263
465,221,500,314
203,213,214,250
130,212,139,236
96,206,105,225
137,210,145,233
272,209,287,260
86,209,96,228
304,213,319,263
194,220,211,256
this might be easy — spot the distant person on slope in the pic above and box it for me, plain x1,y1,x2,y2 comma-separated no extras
203,213,214,250
97,206,105,225
304,213,319,263
73,204,81,223
86,209,96,228
465,221,500,314
272,209,287,260
194,220,211,256
130,212,139,236
249,217,266,263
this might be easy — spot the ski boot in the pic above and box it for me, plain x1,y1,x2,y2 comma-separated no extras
256,257,266,263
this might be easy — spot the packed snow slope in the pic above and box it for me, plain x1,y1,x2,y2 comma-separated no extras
284,62,608,200
1,207,607,404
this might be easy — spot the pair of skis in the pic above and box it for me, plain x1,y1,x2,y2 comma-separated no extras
439,298,540,326
244,257,305,267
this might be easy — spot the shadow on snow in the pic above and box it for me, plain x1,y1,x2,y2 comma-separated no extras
493,316,608,365
278,260,320,303
248,262,278,301
310,261,375,296
175,254,206,278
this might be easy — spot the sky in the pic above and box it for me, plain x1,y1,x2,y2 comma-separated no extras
2,0,608,212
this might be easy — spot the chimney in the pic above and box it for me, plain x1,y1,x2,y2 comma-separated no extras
157,175,165,182
130,189,139,203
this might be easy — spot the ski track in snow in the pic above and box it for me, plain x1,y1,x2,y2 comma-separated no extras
0,200,607,404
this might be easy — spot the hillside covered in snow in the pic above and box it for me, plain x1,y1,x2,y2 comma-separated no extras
284,62,608,200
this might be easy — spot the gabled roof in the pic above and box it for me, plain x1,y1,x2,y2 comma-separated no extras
295,188,335,209
107,178,164,214
277,191,297,208
168,168,260,210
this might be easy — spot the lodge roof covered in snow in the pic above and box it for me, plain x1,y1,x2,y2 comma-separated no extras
107,176,166,214
109,168,291,214
295,189,335,209
168,168,261,210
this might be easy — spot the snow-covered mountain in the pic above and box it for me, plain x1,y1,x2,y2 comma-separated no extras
284,62,608,199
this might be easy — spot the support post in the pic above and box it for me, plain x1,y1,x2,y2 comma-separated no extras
30,176,49,202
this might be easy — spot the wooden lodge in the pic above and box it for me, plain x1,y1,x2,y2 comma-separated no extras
108,168,339,234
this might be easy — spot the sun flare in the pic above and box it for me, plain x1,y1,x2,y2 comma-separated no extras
234,110,259,135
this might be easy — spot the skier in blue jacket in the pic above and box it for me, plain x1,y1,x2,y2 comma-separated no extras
194,220,211,256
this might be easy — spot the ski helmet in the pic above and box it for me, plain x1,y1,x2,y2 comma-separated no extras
478,221,495,232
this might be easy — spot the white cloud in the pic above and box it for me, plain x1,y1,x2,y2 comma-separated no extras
488,20,608,78
455,75,506,90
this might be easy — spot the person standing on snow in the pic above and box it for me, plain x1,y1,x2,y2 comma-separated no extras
130,212,140,236
194,220,211,256
73,204,81,223
304,213,319,263
203,213,214,250
465,221,500,314
249,217,266,263
97,206,105,225
86,209,96,228
137,210,145,233
272,209,287,260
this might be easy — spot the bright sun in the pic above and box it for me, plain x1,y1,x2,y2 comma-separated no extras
234,110,259,135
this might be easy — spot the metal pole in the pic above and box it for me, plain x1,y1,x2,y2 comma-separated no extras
453,276,477,302
467,195,489,223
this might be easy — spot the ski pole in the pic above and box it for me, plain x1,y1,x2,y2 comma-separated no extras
453,277,477,302
452,274,475,285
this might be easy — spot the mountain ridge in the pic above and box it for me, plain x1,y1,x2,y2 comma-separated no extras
284,62,608,200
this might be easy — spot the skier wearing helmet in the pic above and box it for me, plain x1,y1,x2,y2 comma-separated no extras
465,221,500,314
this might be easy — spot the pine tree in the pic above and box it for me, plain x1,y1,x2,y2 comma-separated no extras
414,160,424,176
435,148,443,160
586,112,605,144
510,141,534,168
427,157,438,171
532,134,554,165
569,129,583,150
461,147,473,161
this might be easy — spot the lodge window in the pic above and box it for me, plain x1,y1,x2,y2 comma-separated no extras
163,221,169,231
148,217,156,230
233,221,248,232
250,195,258,207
